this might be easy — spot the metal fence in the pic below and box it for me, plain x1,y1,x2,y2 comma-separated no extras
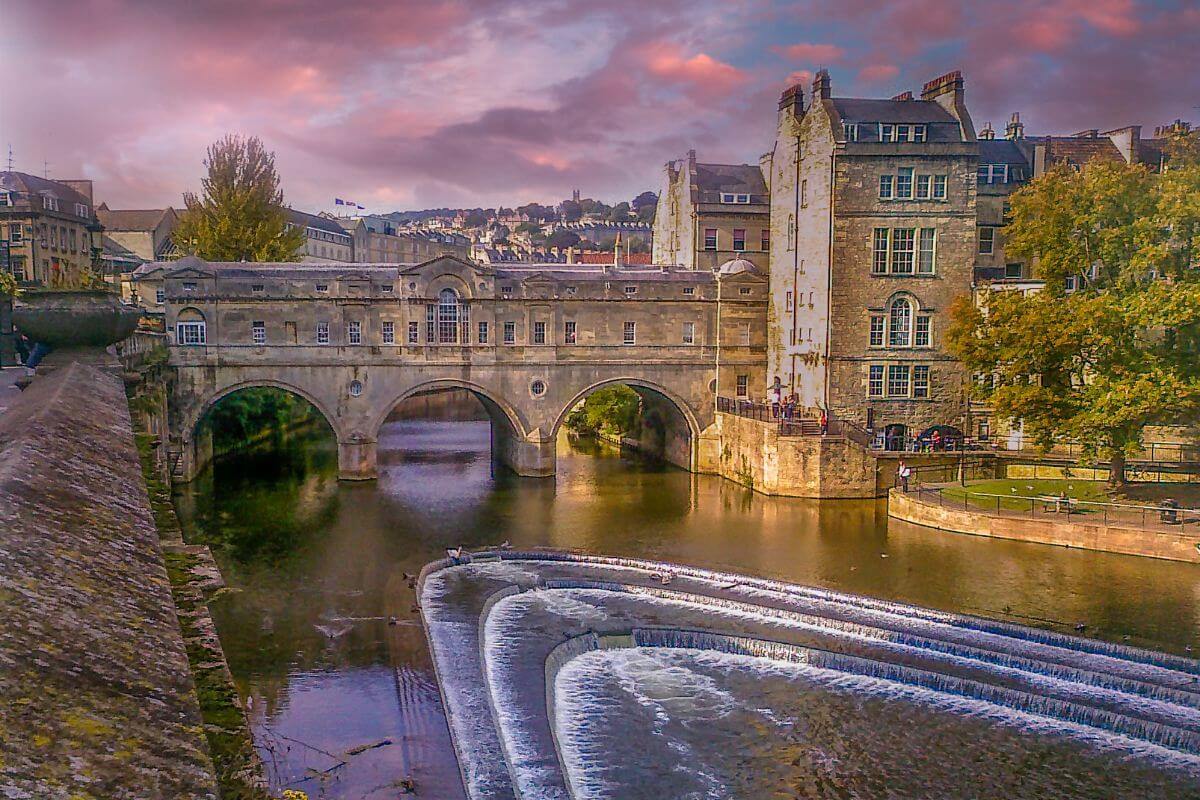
717,397,872,446
907,485,1200,532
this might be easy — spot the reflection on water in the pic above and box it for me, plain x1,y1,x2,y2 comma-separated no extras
175,412,1200,799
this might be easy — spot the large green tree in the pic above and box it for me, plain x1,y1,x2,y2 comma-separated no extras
949,160,1200,487
173,134,305,261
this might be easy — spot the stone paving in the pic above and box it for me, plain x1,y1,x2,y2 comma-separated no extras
0,357,219,799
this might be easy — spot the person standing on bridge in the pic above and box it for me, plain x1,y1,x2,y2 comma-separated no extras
898,460,911,492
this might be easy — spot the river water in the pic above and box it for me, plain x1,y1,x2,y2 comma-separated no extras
174,405,1200,799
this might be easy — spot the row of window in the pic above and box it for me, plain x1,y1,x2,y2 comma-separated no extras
872,227,937,275
179,320,717,348
719,193,752,204
868,364,931,399
978,163,1024,184
869,298,931,348
703,228,768,252
879,169,948,201
843,123,928,143
173,282,702,298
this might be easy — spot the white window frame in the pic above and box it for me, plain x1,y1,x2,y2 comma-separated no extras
682,286,695,296
533,321,546,344
887,364,910,397
736,374,749,398
917,228,936,274
891,228,915,274
317,321,330,344
623,321,636,345
176,321,206,346
564,320,577,344
879,124,895,143
408,321,419,344
888,298,913,347
915,315,931,347
843,123,858,142
503,320,516,344
0,192,11,206
878,174,894,200
347,320,362,345
682,321,695,345
251,321,265,345
868,365,884,397
932,175,948,200
916,174,931,200
895,167,914,200
382,321,395,344
478,321,489,344
154,288,165,304
316,283,329,292
785,291,794,312
703,228,717,250
872,228,890,274
913,365,930,398
869,315,885,347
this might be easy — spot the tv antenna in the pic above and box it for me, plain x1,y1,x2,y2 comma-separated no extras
5,144,11,171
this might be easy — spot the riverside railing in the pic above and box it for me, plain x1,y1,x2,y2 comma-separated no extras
907,485,1200,532
716,396,874,447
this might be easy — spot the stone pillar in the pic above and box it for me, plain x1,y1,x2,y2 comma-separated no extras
694,425,721,474
173,427,212,483
338,434,377,480
493,429,556,477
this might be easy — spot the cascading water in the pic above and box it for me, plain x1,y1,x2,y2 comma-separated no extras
421,553,1200,800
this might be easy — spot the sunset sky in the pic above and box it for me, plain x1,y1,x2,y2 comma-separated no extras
3,0,1197,213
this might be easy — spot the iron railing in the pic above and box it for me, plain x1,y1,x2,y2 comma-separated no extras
717,397,873,447
904,485,1200,532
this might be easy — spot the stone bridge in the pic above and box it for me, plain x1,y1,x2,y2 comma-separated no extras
149,255,768,480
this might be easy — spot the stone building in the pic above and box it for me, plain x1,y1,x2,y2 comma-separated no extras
652,150,770,272
0,171,100,284
287,208,354,262
337,214,471,262
95,205,179,262
765,70,977,448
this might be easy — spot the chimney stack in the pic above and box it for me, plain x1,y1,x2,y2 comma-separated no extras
812,69,832,100
612,232,624,270
1006,112,1025,140
777,83,805,121
979,121,995,140
920,69,974,139
891,91,913,101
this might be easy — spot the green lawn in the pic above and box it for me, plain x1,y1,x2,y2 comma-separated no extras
938,479,1109,512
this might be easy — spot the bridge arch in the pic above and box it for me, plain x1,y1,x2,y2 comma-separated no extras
186,378,343,443
552,377,702,471
370,379,529,443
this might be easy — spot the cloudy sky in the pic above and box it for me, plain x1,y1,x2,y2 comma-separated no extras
2,0,1197,213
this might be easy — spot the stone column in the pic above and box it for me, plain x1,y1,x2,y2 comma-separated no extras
493,427,556,477
338,433,377,480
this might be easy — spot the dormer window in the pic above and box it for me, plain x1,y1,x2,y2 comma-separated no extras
978,163,1010,184
41,195,59,212
843,123,859,142
720,193,751,204
74,202,90,218
381,284,393,293
682,287,695,296
315,283,329,292
251,284,264,294
879,124,926,143
501,285,513,294
624,286,637,294
0,192,11,207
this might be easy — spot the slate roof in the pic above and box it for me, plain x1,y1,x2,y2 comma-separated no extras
978,139,1030,166
693,163,768,204
1033,136,1124,167
95,207,174,232
0,171,95,219
286,208,351,237
831,98,957,125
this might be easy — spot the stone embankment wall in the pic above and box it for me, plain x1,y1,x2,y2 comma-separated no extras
0,359,219,799
715,411,879,497
889,489,1200,564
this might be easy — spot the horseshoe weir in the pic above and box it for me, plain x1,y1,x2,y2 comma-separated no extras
420,552,1200,799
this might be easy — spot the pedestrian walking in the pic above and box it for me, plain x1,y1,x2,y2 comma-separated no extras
898,460,911,492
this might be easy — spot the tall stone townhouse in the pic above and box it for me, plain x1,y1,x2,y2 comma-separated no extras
0,171,101,285
652,150,770,273
287,208,355,262
765,69,978,448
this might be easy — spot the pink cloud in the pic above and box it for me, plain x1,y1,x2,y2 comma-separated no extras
771,42,845,62
640,43,749,98
858,64,900,82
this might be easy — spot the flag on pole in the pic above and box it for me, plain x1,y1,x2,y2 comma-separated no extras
335,198,346,206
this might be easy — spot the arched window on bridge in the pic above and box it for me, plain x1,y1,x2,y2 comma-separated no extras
176,307,207,346
437,288,459,344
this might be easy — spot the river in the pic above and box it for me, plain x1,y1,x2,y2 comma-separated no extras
174,403,1200,799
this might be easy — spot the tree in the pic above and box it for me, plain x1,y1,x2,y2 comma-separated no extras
948,161,1200,488
517,203,554,222
173,134,305,261
463,209,490,228
609,202,632,223
632,190,658,223
565,385,642,436
558,199,582,223
548,229,581,250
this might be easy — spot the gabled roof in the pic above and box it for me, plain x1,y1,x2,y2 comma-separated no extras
95,207,176,232
1035,136,1124,167
398,254,492,276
